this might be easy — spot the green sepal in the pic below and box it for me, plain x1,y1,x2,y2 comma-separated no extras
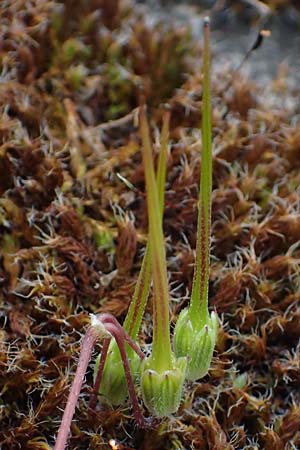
174,309,218,381
94,340,141,405
141,353,186,417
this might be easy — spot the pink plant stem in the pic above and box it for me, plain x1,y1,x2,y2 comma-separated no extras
101,314,145,360
106,322,145,428
89,313,145,409
90,314,145,410
121,330,145,360
54,314,145,450
54,327,98,450
89,337,111,410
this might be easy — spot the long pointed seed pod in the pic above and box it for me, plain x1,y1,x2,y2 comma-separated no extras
139,106,186,417
173,17,219,382
92,111,170,406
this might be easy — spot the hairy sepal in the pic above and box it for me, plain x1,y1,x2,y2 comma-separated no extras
174,309,218,381
141,353,186,417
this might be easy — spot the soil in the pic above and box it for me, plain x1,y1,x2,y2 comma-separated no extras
1,1,300,449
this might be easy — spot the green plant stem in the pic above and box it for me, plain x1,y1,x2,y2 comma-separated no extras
156,111,170,210
190,17,212,329
124,111,170,340
123,244,151,338
140,107,172,372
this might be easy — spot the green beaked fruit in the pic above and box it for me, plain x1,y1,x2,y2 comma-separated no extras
94,340,141,405
173,309,218,381
141,354,187,417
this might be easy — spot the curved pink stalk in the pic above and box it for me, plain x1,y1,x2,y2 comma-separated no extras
105,322,145,428
54,314,145,450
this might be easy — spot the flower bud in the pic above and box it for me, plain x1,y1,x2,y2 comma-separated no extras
174,309,218,381
94,340,141,405
141,354,186,417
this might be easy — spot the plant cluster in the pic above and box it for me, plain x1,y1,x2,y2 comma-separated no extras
53,18,218,449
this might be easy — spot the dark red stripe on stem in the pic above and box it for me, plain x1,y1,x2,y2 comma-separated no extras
89,337,111,410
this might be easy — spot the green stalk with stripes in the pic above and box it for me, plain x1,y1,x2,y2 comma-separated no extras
139,107,186,417
173,17,219,382
94,112,170,405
